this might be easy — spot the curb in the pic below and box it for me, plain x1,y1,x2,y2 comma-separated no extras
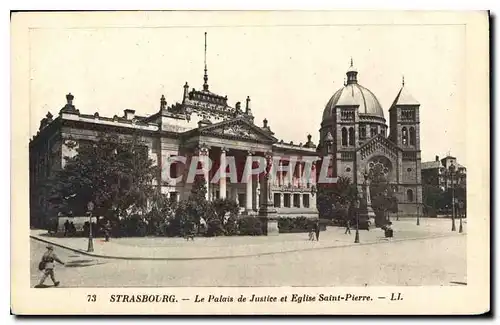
30,233,465,262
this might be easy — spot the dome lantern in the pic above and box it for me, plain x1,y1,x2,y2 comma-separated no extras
346,57,358,85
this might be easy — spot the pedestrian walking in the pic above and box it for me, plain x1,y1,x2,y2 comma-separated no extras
345,219,351,235
63,220,70,237
315,220,320,241
308,224,315,241
37,245,65,287
69,222,76,236
104,220,111,242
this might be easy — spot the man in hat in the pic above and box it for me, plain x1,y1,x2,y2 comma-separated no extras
37,245,65,287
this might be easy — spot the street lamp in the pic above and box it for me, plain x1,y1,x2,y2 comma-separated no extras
415,161,420,226
354,197,360,243
383,189,390,223
446,164,457,232
87,201,94,252
458,200,464,233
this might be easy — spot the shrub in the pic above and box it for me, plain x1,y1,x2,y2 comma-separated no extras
278,216,317,233
206,219,225,237
238,216,264,236
318,218,332,230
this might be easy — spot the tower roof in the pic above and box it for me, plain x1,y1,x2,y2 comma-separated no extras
391,80,419,107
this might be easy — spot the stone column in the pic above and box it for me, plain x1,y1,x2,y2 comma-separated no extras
199,145,210,201
245,151,253,213
232,187,239,206
279,160,283,186
219,147,227,199
298,161,303,188
287,159,295,187
255,180,260,211
259,152,278,235
299,193,303,208
280,193,284,208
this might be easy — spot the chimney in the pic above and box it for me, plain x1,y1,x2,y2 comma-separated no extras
435,155,439,162
124,109,135,120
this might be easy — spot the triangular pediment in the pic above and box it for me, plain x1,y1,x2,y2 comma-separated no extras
358,134,399,161
197,117,277,143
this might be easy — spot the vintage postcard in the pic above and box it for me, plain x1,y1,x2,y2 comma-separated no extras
11,11,489,315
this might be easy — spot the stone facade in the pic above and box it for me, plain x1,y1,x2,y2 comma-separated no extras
318,62,423,216
30,84,320,230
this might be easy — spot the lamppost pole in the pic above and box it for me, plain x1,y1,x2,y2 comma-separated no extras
87,201,94,252
449,164,456,232
354,198,360,243
459,200,464,233
416,159,420,226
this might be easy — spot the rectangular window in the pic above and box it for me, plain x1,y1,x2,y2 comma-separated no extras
169,155,178,179
274,193,281,208
293,194,301,208
238,193,246,208
284,194,291,208
303,194,310,208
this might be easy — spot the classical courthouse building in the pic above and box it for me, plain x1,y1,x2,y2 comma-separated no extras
30,40,424,228
29,53,320,229
318,60,423,217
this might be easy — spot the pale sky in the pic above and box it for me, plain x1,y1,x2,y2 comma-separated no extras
29,20,466,164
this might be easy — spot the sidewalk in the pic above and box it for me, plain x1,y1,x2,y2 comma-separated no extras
30,218,464,261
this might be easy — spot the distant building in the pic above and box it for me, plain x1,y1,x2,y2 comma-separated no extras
421,155,466,191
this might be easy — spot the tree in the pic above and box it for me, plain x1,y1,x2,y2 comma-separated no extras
210,198,240,236
146,191,177,236
423,184,444,217
317,176,357,221
43,133,158,223
186,176,212,226
332,176,358,206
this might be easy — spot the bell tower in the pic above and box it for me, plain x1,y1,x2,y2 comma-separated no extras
389,77,422,215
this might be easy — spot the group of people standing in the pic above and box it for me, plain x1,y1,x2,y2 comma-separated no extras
63,220,77,237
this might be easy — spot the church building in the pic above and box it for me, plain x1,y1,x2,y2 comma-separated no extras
318,59,422,217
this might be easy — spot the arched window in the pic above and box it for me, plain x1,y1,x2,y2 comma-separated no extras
402,127,408,145
341,128,348,146
360,125,366,139
407,189,414,202
409,127,416,145
348,127,355,146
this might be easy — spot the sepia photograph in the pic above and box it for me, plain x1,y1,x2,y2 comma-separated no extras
11,10,489,315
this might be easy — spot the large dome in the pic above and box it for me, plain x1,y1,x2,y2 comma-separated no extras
322,62,385,122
